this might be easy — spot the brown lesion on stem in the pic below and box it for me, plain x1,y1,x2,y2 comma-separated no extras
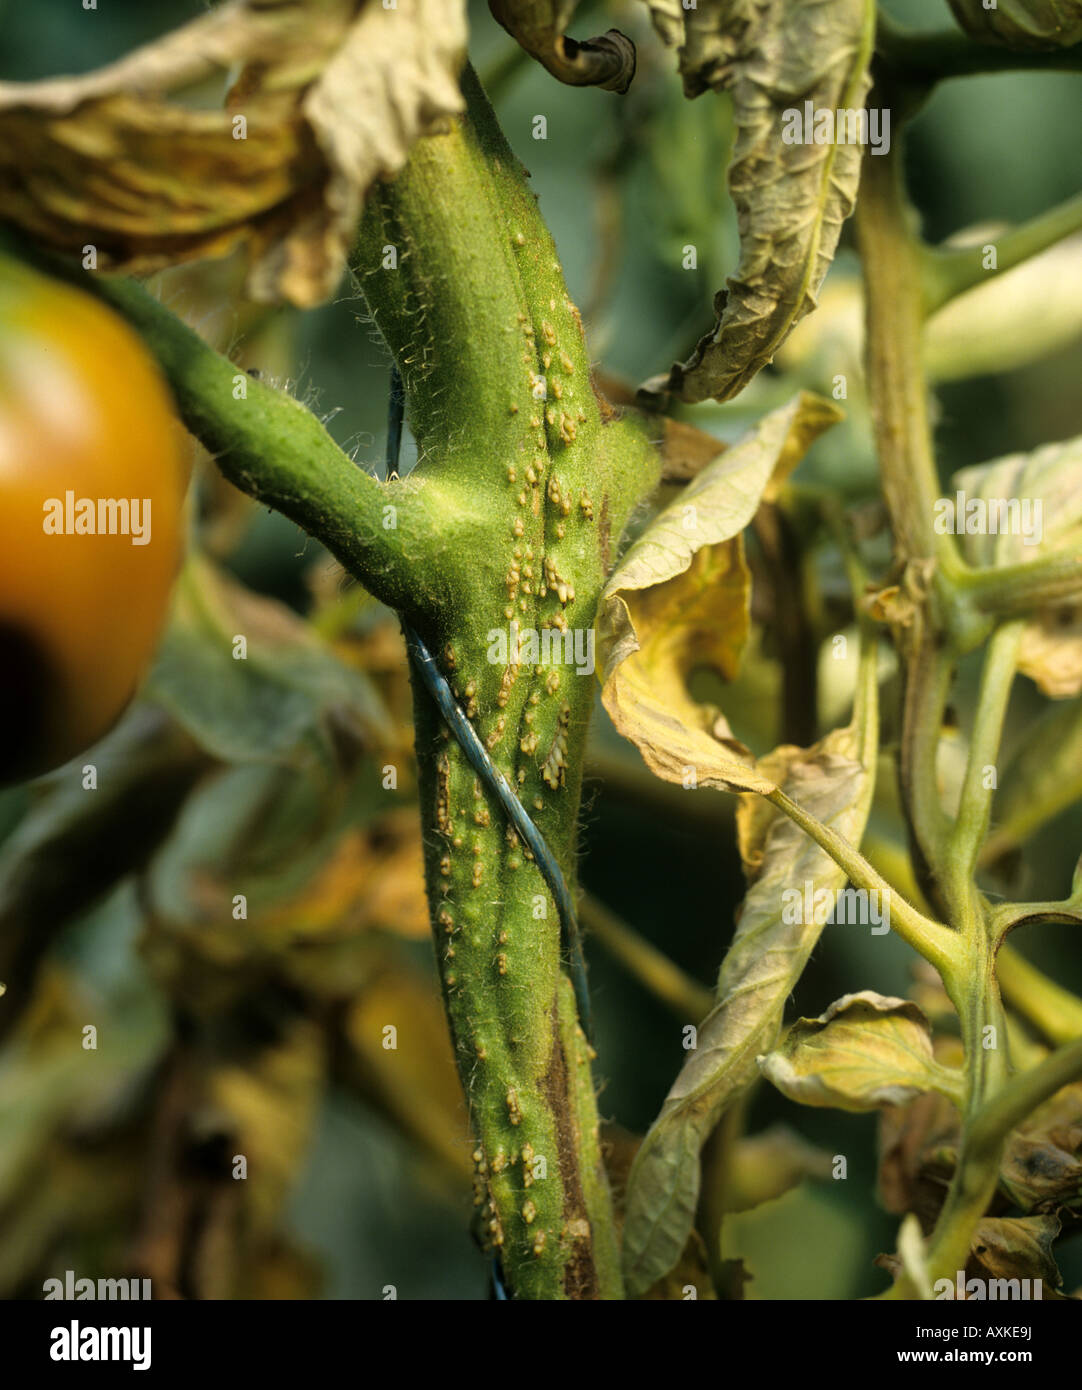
540,1007,601,1299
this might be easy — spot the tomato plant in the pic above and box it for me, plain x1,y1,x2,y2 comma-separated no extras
0,0,1081,1330
0,255,188,782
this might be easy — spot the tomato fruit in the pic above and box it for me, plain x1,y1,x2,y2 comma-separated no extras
0,255,189,783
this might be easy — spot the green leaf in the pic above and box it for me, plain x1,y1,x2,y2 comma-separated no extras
0,708,206,1039
146,557,393,768
947,0,1082,50
642,0,875,403
598,392,841,796
619,649,878,1296
758,991,964,1112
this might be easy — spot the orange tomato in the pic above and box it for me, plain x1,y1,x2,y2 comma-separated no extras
0,255,189,782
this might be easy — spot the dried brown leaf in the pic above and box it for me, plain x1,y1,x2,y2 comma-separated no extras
0,0,467,305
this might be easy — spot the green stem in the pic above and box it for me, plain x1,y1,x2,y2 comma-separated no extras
355,68,543,466
953,550,1082,615
3,236,435,622
765,787,960,975
854,129,944,562
897,627,956,917
973,1032,1082,1139
16,62,661,1300
991,900,1082,938
354,66,659,1299
877,16,1082,82
946,620,1023,902
922,193,1082,313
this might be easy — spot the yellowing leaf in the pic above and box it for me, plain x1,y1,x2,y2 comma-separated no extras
620,641,878,1295
642,0,875,403
724,1123,834,1212
1017,606,1082,700
260,812,430,940
210,1015,324,1229
341,966,471,1180
758,991,963,1112
599,392,841,795
488,2,636,91
0,0,467,306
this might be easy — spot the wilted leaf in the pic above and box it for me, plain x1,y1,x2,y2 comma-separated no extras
950,438,1082,571
881,1073,1082,1224
0,0,467,306
759,991,963,1112
947,0,1082,50
642,0,875,403
637,1229,721,1301
620,645,878,1295
637,0,688,49
599,392,842,795
970,1216,1063,1293
878,1086,960,1223
1016,606,1082,700
658,418,728,483
488,2,635,91
949,436,1082,696
146,556,392,767
998,1080,1082,1212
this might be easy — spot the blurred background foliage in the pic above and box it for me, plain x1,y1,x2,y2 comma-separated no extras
0,0,1080,1299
